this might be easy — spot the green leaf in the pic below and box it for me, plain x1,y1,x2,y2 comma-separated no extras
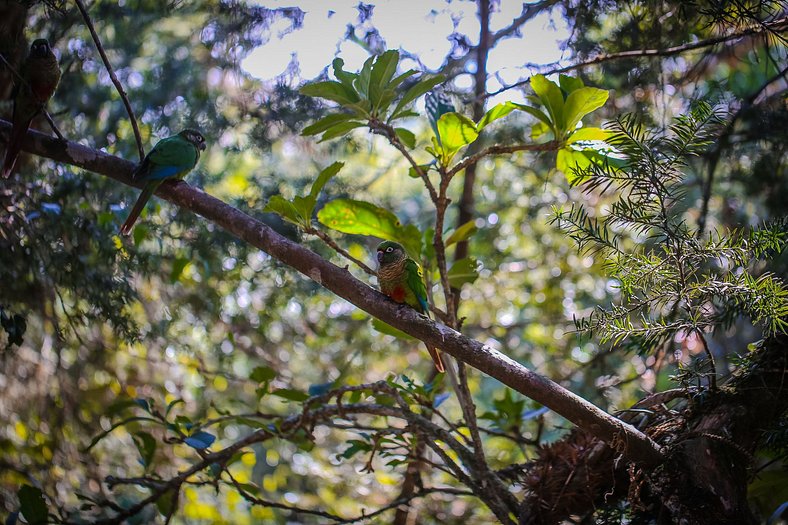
388,69,417,89
435,112,479,164
390,74,445,120
271,388,310,402
341,440,371,459
530,74,565,131
369,50,399,106
477,102,517,130
170,256,190,283
302,113,358,136
318,121,366,142
264,196,302,226
292,195,316,224
300,80,360,106
155,488,178,518
395,127,416,149
165,398,184,417
556,148,595,184
332,58,357,89
562,87,609,135
354,56,375,99
565,126,611,144
558,74,584,95
18,485,47,525
514,103,553,128
372,318,415,341
318,199,403,239
445,220,478,247
309,162,344,199
133,431,157,470
448,257,480,288
408,164,431,178
250,366,277,383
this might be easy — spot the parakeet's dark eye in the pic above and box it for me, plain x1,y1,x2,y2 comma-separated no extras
386,247,393,253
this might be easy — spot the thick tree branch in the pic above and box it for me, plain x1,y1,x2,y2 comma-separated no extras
0,120,664,466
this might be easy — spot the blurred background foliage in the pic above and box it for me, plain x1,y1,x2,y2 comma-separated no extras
0,0,786,523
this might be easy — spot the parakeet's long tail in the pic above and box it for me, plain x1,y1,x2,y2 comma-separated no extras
2,115,34,179
120,182,158,236
426,344,445,373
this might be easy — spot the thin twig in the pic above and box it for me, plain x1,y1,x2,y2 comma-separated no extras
74,0,145,161
484,16,788,100
447,141,560,179
306,227,376,275
0,52,64,140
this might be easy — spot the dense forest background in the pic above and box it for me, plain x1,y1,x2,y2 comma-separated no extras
0,1,786,524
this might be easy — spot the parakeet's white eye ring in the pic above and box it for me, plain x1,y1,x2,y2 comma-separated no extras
386,247,393,253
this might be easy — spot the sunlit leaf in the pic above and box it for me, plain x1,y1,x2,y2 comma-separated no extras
318,199,402,239
445,220,478,247
477,101,517,130
264,196,302,226
435,112,479,164
558,74,584,95
447,257,480,288
170,256,190,283
300,80,360,106
530,74,565,131
563,87,609,135
318,121,366,142
566,126,611,144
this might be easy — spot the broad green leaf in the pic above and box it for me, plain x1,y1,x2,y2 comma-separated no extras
18,485,47,525
389,109,419,121
566,126,611,144
341,440,370,459
318,121,366,142
530,74,565,131
377,89,398,117
559,74,584,95
302,113,358,136
170,256,190,283
292,195,316,224
447,257,480,288
530,121,551,140
557,148,594,184
436,112,479,163
445,220,478,247
477,102,517,130
271,388,310,402
372,318,415,341
514,103,553,129
390,74,445,120
332,58,357,89
309,161,344,199
300,80,360,106
395,127,416,149
370,50,399,105
354,56,375,99
389,69,417,89
264,196,301,226
399,223,423,262
250,366,277,383
318,199,403,240
563,87,609,135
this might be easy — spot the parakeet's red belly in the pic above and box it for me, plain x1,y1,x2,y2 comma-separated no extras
384,285,407,303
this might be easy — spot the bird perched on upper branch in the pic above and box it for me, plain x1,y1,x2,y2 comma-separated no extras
376,240,445,373
2,38,61,179
119,129,206,236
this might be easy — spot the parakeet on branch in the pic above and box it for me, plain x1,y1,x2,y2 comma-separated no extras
119,129,206,236
2,38,61,179
425,88,455,146
376,241,445,373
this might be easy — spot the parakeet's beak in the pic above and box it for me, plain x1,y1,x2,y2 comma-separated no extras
376,250,383,263
199,142,207,151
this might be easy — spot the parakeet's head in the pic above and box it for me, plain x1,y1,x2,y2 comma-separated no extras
29,39,52,59
179,129,207,151
376,241,406,266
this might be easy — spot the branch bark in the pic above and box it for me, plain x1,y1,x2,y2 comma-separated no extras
0,119,665,466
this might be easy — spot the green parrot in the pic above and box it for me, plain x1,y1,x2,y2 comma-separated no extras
376,241,445,373
2,38,61,179
119,129,206,236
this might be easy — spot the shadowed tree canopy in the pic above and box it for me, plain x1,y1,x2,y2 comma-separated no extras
0,1,786,524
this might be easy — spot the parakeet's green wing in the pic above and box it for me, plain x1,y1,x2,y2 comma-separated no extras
404,259,429,314
147,136,198,168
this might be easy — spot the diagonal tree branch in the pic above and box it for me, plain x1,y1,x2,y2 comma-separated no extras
484,15,788,100
0,119,665,466
74,0,145,161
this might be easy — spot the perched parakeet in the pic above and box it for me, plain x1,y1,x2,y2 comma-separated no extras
376,241,445,373
425,88,455,146
119,129,206,236
2,38,61,179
